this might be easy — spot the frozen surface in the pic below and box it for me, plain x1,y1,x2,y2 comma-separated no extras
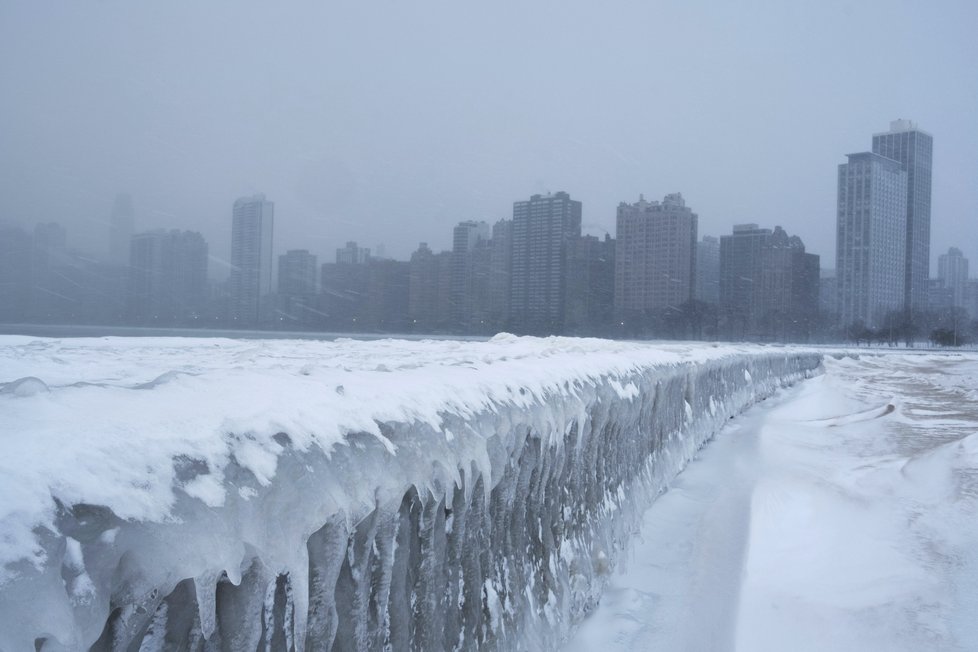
0,335,819,650
566,351,978,652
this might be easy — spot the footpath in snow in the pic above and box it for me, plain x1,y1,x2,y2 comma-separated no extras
567,351,978,652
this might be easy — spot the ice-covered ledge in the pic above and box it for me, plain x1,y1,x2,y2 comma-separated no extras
0,335,821,651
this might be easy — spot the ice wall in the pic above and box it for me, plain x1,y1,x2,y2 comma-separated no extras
0,337,820,651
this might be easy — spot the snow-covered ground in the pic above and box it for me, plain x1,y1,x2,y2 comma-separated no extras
0,335,819,650
567,351,978,651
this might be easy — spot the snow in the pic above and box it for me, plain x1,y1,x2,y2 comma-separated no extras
0,334,819,650
566,351,978,651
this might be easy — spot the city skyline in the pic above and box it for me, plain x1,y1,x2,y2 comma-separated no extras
1,2,975,272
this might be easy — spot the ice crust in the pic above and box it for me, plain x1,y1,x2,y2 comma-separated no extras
0,335,820,651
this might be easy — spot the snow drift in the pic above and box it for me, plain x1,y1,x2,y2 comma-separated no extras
0,335,821,651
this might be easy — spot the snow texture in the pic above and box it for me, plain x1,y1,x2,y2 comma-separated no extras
0,335,820,651
567,351,978,652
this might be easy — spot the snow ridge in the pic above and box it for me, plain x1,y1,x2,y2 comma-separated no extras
0,336,820,650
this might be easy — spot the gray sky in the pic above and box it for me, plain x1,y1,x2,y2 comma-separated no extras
2,0,976,277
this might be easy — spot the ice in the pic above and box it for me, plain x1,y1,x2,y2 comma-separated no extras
567,351,978,652
0,335,819,650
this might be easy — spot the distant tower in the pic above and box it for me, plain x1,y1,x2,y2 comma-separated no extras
614,193,698,319
938,247,969,309
451,220,491,330
109,193,135,265
128,230,208,324
871,120,933,313
510,191,582,334
695,235,720,306
229,194,274,325
836,152,907,328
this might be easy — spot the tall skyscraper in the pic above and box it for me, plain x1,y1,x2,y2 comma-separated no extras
614,193,698,321
836,152,907,329
229,194,274,325
871,120,933,312
938,247,969,309
510,192,581,334
336,241,370,265
109,193,135,265
128,230,208,324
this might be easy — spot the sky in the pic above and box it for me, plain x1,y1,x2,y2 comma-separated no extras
1,0,976,278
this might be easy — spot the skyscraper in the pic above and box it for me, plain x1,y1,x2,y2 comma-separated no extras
278,250,318,296
719,224,818,340
128,230,208,324
871,120,933,312
614,193,698,321
451,220,491,330
510,191,582,334
695,235,720,306
938,247,969,309
229,194,274,325
109,193,135,265
836,152,907,329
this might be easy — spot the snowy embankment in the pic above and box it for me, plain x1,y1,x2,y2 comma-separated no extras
0,335,820,651
568,351,978,651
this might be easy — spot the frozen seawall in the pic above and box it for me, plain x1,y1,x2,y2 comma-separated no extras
0,335,820,651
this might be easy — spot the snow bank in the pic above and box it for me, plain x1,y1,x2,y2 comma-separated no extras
0,335,820,651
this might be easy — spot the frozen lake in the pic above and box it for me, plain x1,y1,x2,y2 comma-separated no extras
567,351,978,651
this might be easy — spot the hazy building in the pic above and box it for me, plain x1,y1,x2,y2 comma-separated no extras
451,220,491,330
29,222,70,321
836,152,907,329
278,250,318,296
565,234,615,334
926,278,954,314
336,241,371,265
408,242,452,331
108,193,135,266
614,193,698,323
0,224,32,322
963,280,978,320
364,258,410,331
229,194,274,325
510,191,582,334
937,247,969,309
695,235,720,306
276,249,318,326
872,120,933,312
720,224,819,340
128,230,208,324
488,219,513,330
819,268,838,318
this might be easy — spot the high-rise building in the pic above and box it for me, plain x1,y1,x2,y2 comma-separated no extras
614,193,698,321
836,152,907,329
937,247,969,309
564,234,616,334
336,241,370,265
109,193,135,265
278,250,318,296
128,230,208,324
409,243,452,331
872,120,933,312
0,224,32,322
451,220,491,330
277,249,318,326
719,225,819,341
488,219,513,330
695,235,720,306
229,194,274,325
510,192,581,334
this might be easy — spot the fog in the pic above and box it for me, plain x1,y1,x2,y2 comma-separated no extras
2,0,976,272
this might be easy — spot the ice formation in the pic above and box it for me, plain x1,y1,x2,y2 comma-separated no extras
0,335,820,650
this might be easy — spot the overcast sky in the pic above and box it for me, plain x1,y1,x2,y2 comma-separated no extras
2,0,976,277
